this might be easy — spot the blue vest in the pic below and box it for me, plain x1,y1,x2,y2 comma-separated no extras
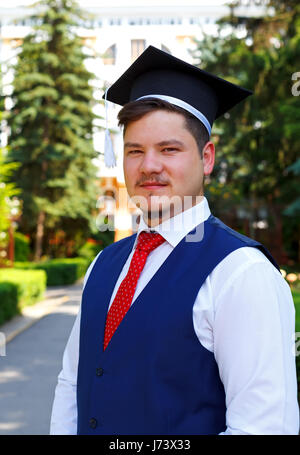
77,215,280,435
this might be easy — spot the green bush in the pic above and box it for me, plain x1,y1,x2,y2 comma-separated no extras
14,232,31,262
14,257,91,286
76,231,114,258
78,241,101,259
0,281,18,326
0,269,46,325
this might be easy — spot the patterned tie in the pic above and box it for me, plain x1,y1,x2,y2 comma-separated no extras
103,231,165,350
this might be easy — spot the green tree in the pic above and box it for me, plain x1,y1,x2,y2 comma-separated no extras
0,67,20,263
0,149,21,259
6,0,101,260
193,0,300,263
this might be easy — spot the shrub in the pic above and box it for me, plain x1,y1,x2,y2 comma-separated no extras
76,231,114,259
0,281,18,326
77,241,101,259
14,257,91,286
14,232,31,262
0,269,46,325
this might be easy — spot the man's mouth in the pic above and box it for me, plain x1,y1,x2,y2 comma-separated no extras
139,181,168,189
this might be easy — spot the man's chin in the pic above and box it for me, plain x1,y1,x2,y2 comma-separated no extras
144,203,183,224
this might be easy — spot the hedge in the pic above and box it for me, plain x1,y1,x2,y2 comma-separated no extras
0,269,46,325
14,257,91,286
0,282,18,326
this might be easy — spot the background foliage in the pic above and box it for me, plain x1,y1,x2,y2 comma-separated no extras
5,0,102,261
193,0,300,264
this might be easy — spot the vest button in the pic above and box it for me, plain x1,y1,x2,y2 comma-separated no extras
96,367,104,376
89,418,97,429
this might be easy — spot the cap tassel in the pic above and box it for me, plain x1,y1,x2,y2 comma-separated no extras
104,129,116,167
104,88,116,168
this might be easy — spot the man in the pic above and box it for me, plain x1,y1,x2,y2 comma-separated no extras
50,46,299,435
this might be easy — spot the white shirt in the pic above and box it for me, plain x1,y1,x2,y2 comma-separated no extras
50,197,299,435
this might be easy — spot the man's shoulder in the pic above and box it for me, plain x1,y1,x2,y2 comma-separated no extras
207,215,280,272
209,246,286,306
216,245,277,273
208,215,258,246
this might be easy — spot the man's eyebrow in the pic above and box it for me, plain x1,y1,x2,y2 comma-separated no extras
124,142,143,148
156,140,184,147
124,140,184,148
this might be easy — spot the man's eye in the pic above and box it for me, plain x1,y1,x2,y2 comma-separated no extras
162,147,178,152
128,150,143,154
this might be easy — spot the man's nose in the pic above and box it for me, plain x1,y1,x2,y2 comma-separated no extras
139,150,163,174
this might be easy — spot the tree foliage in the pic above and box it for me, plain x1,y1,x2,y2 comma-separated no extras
193,0,300,262
0,150,20,252
0,67,20,260
5,0,101,260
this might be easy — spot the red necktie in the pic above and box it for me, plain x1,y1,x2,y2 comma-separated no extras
103,231,165,350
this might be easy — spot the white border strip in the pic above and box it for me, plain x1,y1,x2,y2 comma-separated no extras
136,94,211,136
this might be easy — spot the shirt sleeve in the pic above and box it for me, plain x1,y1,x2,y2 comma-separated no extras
49,306,81,435
213,257,299,435
49,252,102,435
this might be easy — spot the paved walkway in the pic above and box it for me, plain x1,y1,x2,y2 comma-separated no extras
0,281,82,435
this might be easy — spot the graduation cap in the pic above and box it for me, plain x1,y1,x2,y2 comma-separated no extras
103,45,252,167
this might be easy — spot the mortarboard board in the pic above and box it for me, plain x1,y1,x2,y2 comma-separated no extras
103,45,252,167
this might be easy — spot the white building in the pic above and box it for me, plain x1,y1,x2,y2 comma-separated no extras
0,0,267,239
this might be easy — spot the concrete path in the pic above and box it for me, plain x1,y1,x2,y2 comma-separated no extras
0,282,82,435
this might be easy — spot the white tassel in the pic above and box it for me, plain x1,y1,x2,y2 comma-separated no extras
104,129,116,167
104,88,116,168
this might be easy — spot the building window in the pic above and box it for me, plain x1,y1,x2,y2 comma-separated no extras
103,44,116,65
131,39,146,62
109,18,121,26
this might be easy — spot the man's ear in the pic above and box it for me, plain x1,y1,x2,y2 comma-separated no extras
202,141,215,176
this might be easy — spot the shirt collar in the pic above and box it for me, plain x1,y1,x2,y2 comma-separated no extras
134,196,211,249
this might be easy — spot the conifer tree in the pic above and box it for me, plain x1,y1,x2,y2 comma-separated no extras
0,67,20,262
6,0,100,260
0,149,21,264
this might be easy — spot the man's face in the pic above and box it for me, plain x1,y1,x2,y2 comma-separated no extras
123,110,214,225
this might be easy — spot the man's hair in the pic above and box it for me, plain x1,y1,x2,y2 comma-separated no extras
117,97,209,158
